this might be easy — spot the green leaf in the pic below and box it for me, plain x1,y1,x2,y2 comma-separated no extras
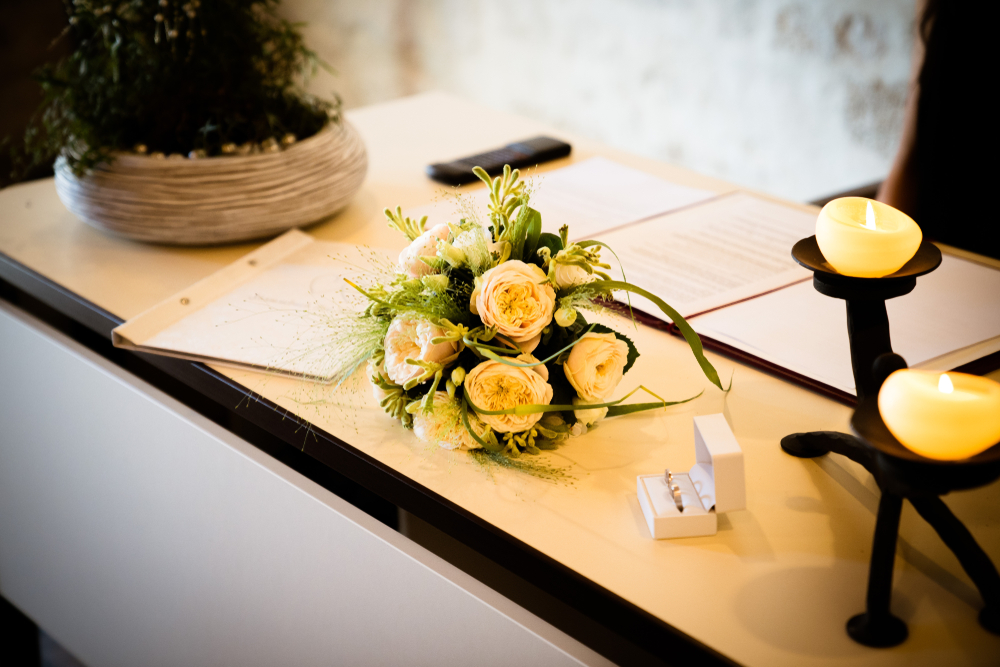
472,324,596,368
535,232,563,262
460,396,501,453
604,392,702,418
567,280,723,391
545,362,576,409
521,207,542,262
588,324,640,375
465,384,700,416
505,204,538,262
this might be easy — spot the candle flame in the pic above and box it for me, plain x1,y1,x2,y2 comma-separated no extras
938,373,954,394
864,201,877,230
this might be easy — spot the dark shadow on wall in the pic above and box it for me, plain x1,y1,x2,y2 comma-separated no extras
809,180,883,208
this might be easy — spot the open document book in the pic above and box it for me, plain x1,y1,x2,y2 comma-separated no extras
594,192,1000,402
112,159,1000,402
112,231,381,382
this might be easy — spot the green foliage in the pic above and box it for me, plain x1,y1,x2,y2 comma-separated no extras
383,207,427,241
514,206,542,262
533,232,563,267
348,276,468,326
13,0,336,178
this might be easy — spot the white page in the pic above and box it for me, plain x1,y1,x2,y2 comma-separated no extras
141,241,385,380
529,157,717,240
596,193,815,318
691,254,1000,395
407,156,716,241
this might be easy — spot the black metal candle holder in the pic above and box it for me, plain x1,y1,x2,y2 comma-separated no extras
780,236,1000,647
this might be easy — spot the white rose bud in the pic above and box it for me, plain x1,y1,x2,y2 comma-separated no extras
553,263,593,290
398,223,450,278
412,392,483,451
451,366,466,386
453,226,502,256
573,396,608,427
554,306,577,327
563,332,630,402
367,358,392,402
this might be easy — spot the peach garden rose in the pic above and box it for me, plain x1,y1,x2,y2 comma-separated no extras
465,355,553,433
471,260,556,346
383,317,459,386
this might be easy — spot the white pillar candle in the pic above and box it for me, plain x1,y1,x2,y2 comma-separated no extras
816,197,922,278
878,370,1000,460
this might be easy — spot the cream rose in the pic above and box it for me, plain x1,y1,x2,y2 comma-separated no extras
453,226,501,256
465,356,553,433
564,332,630,402
413,392,483,451
398,223,450,278
383,317,459,386
471,260,555,344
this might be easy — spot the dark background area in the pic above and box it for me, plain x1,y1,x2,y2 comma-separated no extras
1,0,72,187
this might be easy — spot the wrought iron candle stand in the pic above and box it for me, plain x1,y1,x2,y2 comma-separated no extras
780,236,1000,647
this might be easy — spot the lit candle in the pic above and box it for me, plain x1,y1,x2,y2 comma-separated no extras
815,197,922,278
878,370,1000,460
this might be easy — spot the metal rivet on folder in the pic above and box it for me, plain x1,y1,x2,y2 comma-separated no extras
180,297,190,305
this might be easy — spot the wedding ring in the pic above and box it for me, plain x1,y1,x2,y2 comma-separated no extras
664,469,683,512
670,484,684,513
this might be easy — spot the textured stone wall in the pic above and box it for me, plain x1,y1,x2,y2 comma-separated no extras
283,0,916,202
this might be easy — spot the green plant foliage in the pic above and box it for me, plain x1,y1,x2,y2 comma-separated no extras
533,232,563,267
14,0,336,178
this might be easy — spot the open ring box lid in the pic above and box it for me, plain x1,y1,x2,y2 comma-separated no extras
637,413,746,539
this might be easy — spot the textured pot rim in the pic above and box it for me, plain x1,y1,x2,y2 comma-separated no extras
63,118,346,171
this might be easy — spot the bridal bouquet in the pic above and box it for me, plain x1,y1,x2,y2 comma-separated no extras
349,166,723,459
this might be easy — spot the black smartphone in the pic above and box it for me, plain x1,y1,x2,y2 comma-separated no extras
425,136,572,185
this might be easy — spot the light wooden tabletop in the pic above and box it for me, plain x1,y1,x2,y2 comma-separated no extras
2,92,998,666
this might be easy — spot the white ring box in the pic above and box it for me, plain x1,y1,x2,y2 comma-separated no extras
637,413,746,539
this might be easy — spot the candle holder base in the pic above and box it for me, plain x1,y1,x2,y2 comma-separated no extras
846,612,908,648
781,432,859,460
783,408,1000,645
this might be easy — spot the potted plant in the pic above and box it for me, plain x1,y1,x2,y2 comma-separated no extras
15,0,366,244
